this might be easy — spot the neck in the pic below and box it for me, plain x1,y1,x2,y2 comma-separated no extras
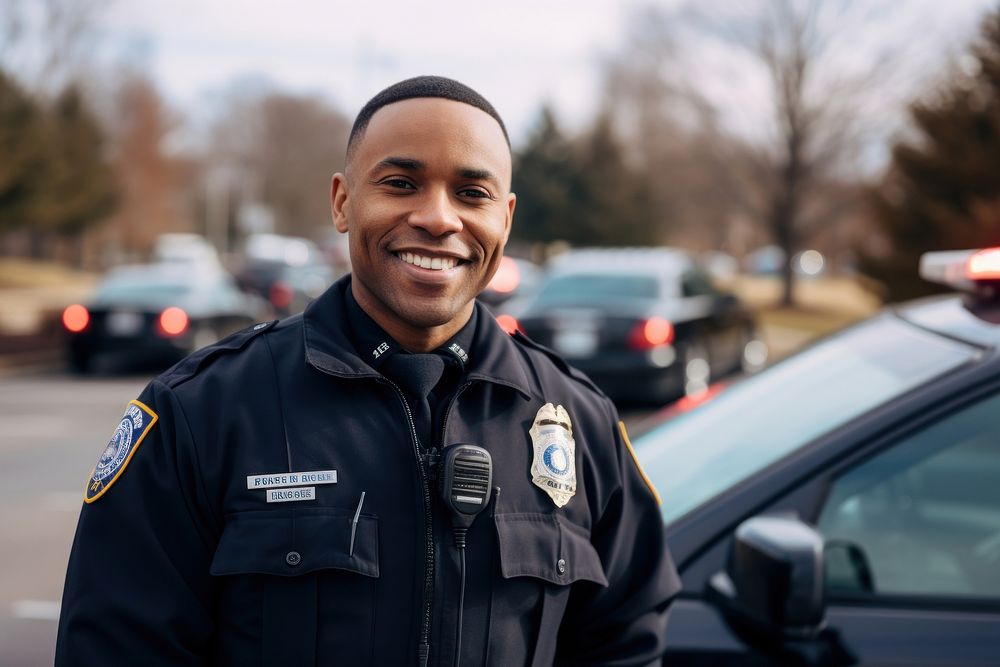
352,284,473,353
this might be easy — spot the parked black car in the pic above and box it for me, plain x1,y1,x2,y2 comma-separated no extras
496,248,765,404
62,263,267,373
634,247,1000,665
235,234,334,317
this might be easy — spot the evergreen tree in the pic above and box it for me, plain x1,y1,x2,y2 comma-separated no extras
510,107,579,245
0,69,47,233
39,86,117,237
572,111,657,247
865,10,1000,301
511,106,659,248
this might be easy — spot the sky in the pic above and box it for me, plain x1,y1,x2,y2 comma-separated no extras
98,0,996,149
102,0,637,145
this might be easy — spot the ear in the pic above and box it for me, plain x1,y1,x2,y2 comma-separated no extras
331,173,349,233
502,192,516,245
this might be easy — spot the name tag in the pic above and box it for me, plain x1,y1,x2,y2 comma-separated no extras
266,486,316,503
246,470,337,490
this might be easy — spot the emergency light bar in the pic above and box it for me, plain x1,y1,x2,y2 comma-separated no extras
920,248,1000,293
967,248,1000,280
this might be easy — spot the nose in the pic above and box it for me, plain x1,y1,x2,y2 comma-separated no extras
407,187,463,236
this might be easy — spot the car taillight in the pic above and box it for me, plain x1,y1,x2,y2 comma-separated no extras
628,317,674,350
62,304,90,333
496,314,522,335
158,307,189,336
967,248,1000,280
270,282,294,310
488,256,521,294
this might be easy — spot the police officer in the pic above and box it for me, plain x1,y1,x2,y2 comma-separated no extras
56,76,680,666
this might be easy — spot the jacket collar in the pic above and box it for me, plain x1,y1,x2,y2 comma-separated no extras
303,275,532,398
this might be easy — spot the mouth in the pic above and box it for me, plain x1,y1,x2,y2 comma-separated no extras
395,251,464,271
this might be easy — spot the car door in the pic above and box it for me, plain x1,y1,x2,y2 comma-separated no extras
812,388,1000,666
663,384,1000,666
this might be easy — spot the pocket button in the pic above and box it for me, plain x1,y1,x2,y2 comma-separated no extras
556,558,566,575
286,551,302,566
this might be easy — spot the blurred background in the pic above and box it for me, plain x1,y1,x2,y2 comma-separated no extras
2,0,1000,663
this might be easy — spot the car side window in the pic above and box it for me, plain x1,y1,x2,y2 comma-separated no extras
681,270,717,298
817,392,1000,599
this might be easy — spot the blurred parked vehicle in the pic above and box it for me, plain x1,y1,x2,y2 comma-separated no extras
62,263,268,373
743,244,827,277
236,234,334,316
634,247,1000,665
479,255,542,308
152,233,223,270
700,250,739,283
497,248,765,404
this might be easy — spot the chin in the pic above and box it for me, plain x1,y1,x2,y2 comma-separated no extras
397,300,469,329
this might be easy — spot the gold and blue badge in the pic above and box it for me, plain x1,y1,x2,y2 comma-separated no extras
84,399,158,503
529,403,577,508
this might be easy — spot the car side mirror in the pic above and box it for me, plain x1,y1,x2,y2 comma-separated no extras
727,515,825,635
708,515,856,666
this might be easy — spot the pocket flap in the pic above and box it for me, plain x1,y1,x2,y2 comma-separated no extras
210,508,378,578
495,513,608,587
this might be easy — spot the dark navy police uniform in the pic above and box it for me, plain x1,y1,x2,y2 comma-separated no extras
57,276,681,666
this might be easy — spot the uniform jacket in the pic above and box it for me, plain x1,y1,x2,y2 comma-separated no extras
56,276,681,666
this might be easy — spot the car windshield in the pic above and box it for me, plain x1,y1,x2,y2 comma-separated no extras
95,280,192,301
635,313,981,525
92,267,231,307
532,273,660,307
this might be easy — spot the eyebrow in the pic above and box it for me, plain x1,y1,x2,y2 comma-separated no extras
458,168,501,188
374,157,424,172
372,157,502,188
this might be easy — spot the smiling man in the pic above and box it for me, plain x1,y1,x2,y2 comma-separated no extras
332,90,515,351
56,76,680,666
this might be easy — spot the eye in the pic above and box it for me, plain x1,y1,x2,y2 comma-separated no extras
378,178,416,190
458,187,494,200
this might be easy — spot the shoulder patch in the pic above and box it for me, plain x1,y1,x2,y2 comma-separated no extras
160,320,278,388
84,400,158,503
511,330,604,395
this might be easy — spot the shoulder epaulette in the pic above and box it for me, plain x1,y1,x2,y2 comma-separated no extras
160,320,278,388
510,330,605,396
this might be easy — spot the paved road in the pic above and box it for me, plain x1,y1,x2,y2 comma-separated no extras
0,372,149,666
0,370,651,664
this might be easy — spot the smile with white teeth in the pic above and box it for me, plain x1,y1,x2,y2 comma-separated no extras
397,251,459,271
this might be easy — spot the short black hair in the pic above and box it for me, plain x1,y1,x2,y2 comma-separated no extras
346,76,510,160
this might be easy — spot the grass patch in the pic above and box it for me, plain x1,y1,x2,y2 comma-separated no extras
755,305,867,336
0,259,97,289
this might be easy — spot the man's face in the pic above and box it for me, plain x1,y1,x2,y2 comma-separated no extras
332,98,515,347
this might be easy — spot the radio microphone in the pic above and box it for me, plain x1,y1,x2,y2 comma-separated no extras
437,443,493,667
438,444,493,543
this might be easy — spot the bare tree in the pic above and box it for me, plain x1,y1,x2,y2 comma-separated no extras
0,0,109,94
600,8,767,253
207,86,350,244
92,72,195,265
737,0,878,303
607,0,920,304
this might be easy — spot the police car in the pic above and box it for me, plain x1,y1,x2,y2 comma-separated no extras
634,248,1000,666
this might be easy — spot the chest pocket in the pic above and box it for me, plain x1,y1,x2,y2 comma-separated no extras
490,512,607,667
210,508,379,667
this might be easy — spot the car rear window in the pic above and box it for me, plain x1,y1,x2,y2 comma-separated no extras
96,282,191,301
635,313,981,525
533,273,660,306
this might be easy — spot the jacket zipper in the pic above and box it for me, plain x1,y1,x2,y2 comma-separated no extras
379,378,477,667
376,377,435,667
